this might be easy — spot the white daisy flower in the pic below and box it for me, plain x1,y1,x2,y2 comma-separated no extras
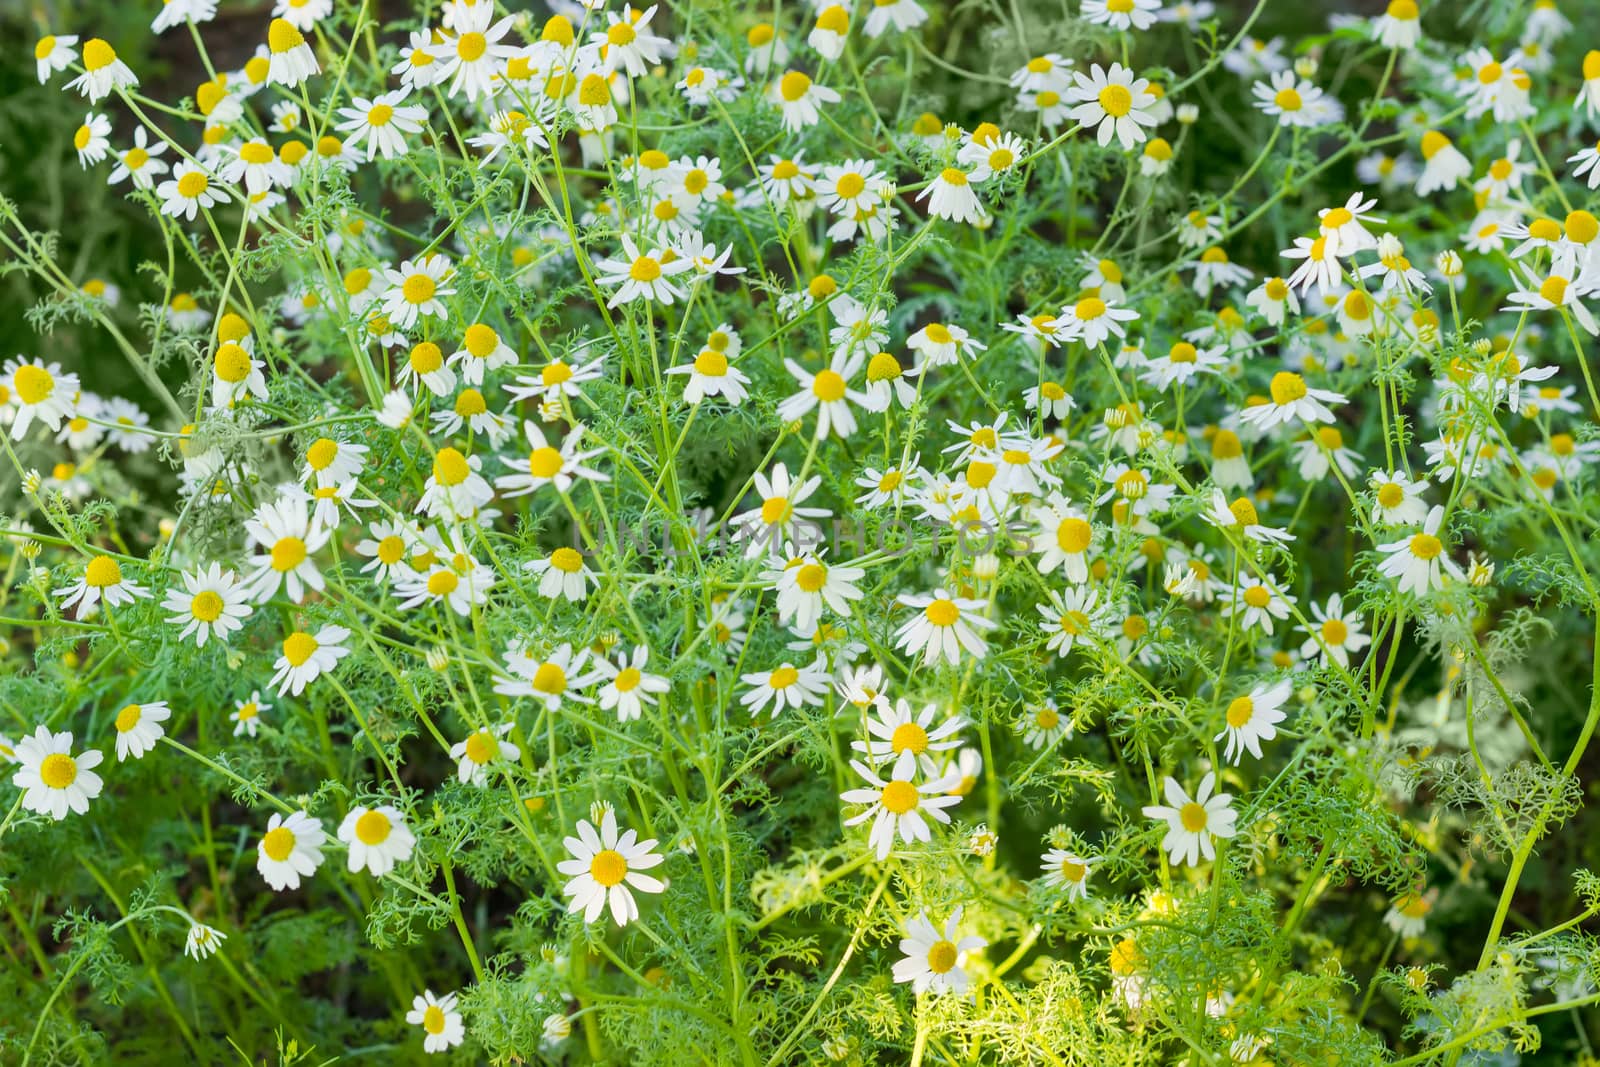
1300,593,1371,668
449,724,519,786
337,805,418,877
840,751,962,859
558,809,666,926
183,923,227,961
232,692,271,737
55,554,149,616
407,990,466,1053
256,810,326,890
1067,62,1157,150
891,908,986,995
244,495,330,603
381,255,456,330
740,658,831,717
269,625,352,696
65,38,138,102
11,727,104,820
894,589,995,666
1141,773,1238,867
112,701,171,761
1216,678,1291,764
266,18,319,87
593,646,670,723
1376,505,1463,595
1040,848,1095,900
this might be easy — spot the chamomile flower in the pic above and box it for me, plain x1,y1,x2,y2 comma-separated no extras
244,495,330,602
1142,773,1238,866
1141,340,1228,391
1083,0,1160,31
1300,593,1371,667
157,162,222,221
1376,505,1463,595
66,38,138,102
1252,70,1325,127
559,809,666,926
840,751,962,859
895,589,995,666
111,701,170,762
595,235,692,306
1056,293,1139,348
450,724,519,785
407,990,466,1054
256,810,326,891
1216,679,1291,764
163,563,252,646
732,463,829,558
918,166,987,225
771,550,865,633
1068,63,1157,150
442,7,515,100
593,646,670,723
232,692,270,737
184,923,227,961
740,658,831,717
524,546,594,603
337,805,417,876
1019,700,1072,750
72,112,111,167
447,323,518,385
6,358,80,439
266,18,319,87
1372,0,1422,50
270,626,351,696
891,908,986,995
1240,371,1347,430
1224,572,1294,635
495,421,608,497
108,127,168,189
1040,848,1095,900
667,343,751,404
382,255,456,330
1205,489,1294,545
12,727,104,820
35,35,79,84
770,70,841,132
1384,889,1437,938
336,89,427,161
778,351,867,439
417,447,495,520
56,554,149,616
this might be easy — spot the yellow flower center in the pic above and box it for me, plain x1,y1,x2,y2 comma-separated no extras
1225,696,1254,728
355,809,392,845
1098,84,1133,117
271,537,307,573
779,71,812,102
83,38,116,70
795,563,828,592
630,256,662,282
1243,586,1271,608
457,32,487,62
465,731,498,764
191,590,225,621
433,447,470,487
590,849,628,886
1228,497,1259,527
1269,371,1307,405
85,555,123,587
178,171,210,199
1075,296,1106,321
812,369,847,402
880,780,920,814
1179,802,1208,832
926,940,959,973
282,631,319,666
262,825,297,861
402,274,436,304
1409,533,1443,560
268,19,305,54
760,497,791,525
1274,88,1303,111
533,663,567,694
1322,618,1348,644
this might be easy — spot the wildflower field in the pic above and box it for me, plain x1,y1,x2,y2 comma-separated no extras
6,0,1600,1061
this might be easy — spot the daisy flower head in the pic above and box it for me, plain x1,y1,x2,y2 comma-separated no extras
442,6,516,100
593,646,670,723
337,805,418,876
1216,678,1291,764
1369,468,1430,525
1031,496,1096,582
852,699,965,770
666,340,751,405
270,625,352,696
382,255,456,330
450,723,519,785
1240,371,1347,430
1252,70,1326,127
407,990,466,1054
777,350,867,439
892,908,986,995
6,358,80,439
256,810,326,890
1300,593,1371,667
1225,572,1294,635
863,0,928,37
112,701,171,762
770,69,842,133
740,657,831,717
336,89,428,161
1204,488,1294,545
524,546,595,603
1141,773,1238,867
447,323,518,386
266,18,319,87
1384,888,1437,938
108,127,169,189
1040,847,1095,900
11,727,104,820
1141,340,1228,391
1068,63,1158,150
495,420,608,497
35,34,79,84
73,112,112,168
1372,0,1422,50
55,554,149,616
917,166,987,226
1083,0,1160,31
1019,699,1073,749
732,462,829,558
494,642,597,710
558,808,666,926
157,162,222,221
595,235,692,306
595,5,671,79
66,38,138,102
1376,505,1463,595
894,589,996,666
840,751,962,859
184,923,227,961
244,495,330,602
232,692,271,737
1057,292,1139,348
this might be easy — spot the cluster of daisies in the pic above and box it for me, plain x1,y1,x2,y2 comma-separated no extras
7,0,1600,1059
